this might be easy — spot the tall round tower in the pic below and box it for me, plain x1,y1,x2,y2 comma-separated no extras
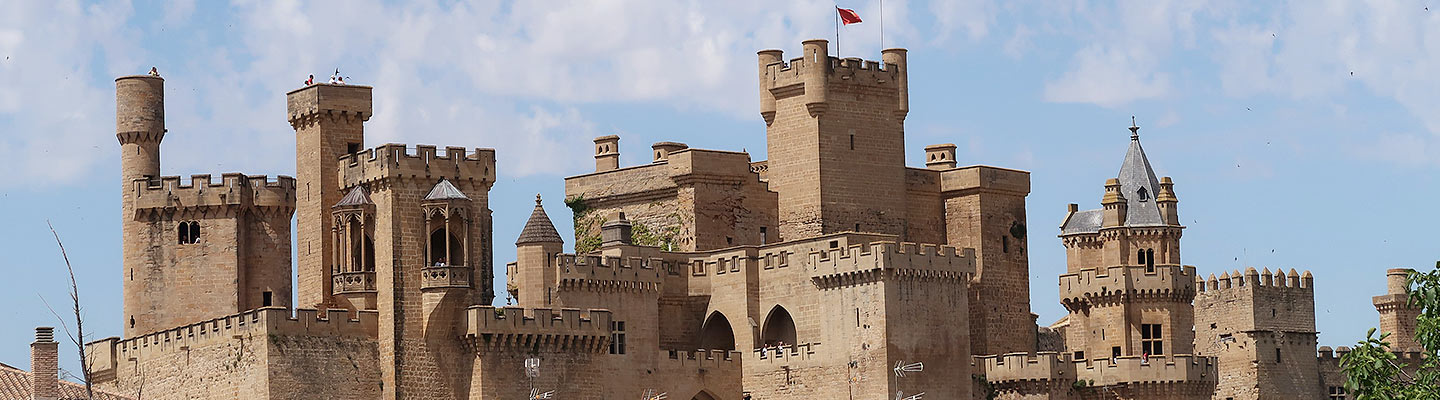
116,75,164,338
116,75,164,188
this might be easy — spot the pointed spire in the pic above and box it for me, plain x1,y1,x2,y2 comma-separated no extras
1116,117,1164,226
1130,116,1140,140
516,194,563,246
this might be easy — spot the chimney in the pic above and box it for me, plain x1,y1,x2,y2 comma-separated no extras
594,135,620,172
600,212,633,247
31,327,58,400
924,144,957,170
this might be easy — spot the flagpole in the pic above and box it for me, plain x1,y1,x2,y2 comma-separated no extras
834,5,841,58
879,0,885,49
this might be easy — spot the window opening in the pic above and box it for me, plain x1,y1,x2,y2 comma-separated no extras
262,291,273,307
609,320,627,354
1141,324,1163,355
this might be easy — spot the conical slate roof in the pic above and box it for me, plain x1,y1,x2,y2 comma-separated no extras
1116,124,1164,227
516,194,563,245
425,179,470,201
335,186,373,206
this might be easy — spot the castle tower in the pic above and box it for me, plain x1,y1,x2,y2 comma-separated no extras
1375,268,1420,351
513,195,563,307
1055,121,1212,398
119,75,297,338
336,144,495,399
288,83,372,309
1195,267,1320,399
759,41,910,240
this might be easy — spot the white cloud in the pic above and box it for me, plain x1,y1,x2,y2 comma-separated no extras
930,0,994,43
1043,43,1172,107
1038,1,1215,108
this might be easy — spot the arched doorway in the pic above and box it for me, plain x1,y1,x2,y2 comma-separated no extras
698,311,735,351
428,226,465,266
691,390,717,400
760,305,797,347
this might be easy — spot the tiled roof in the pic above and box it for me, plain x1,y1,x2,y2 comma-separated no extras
1060,209,1103,235
334,186,373,206
515,195,562,245
0,363,132,400
1116,133,1164,227
424,179,470,201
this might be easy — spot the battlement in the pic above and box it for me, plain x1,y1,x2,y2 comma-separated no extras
285,83,372,125
86,307,378,374
1198,267,1314,292
464,306,612,353
762,54,900,90
1316,345,1419,362
339,143,496,187
131,173,297,216
1059,265,1197,305
980,352,1073,384
661,349,743,368
751,342,820,363
1074,354,1217,386
553,254,665,291
812,241,975,272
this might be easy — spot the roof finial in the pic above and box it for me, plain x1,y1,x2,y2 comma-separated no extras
535,194,543,205
1129,116,1140,140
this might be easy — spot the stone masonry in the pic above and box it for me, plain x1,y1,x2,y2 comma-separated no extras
74,40,1418,400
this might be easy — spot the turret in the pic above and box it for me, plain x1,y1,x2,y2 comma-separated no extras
924,143,957,170
514,195,563,307
594,135,619,172
1157,177,1179,225
801,39,829,117
1387,268,1411,295
881,48,909,120
757,49,783,125
116,75,165,189
1101,178,1127,227
1376,268,1420,351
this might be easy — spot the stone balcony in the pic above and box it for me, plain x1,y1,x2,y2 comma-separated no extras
421,265,472,290
332,270,377,295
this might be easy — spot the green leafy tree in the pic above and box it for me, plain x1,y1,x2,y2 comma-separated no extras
1342,262,1440,399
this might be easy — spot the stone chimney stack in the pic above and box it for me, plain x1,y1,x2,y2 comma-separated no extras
600,212,633,247
594,135,620,172
924,143,957,170
31,327,58,400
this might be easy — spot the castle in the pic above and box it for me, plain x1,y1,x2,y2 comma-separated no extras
63,40,1416,399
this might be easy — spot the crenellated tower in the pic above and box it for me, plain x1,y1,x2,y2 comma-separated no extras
289,83,372,309
1195,267,1320,399
117,74,297,338
1375,268,1420,351
1053,120,1214,398
758,41,910,240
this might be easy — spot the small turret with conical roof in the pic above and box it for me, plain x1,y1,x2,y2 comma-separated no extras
513,194,563,306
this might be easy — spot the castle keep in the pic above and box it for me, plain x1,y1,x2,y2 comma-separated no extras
70,40,1420,400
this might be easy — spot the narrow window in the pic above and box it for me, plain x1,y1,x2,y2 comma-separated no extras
854,223,860,232
1276,348,1282,363
1137,250,1145,265
262,291,273,307
1145,249,1155,271
178,223,188,244
850,134,855,150
1141,324,1163,355
609,321,627,355
129,316,135,329
855,308,860,327
760,227,767,245
726,236,733,245
1003,236,1010,253
1111,346,1121,359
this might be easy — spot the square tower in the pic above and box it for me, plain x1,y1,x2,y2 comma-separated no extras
288,83,372,308
759,41,910,240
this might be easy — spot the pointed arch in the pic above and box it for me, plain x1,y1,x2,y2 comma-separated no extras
760,305,797,347
699,311,735,351
690,390,717,400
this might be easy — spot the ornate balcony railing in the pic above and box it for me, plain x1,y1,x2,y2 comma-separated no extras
421,265,472,290
333,270,377,295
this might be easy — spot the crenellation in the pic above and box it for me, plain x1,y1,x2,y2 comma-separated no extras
338,143,496,187
131,173,296,217
979,352,1072,384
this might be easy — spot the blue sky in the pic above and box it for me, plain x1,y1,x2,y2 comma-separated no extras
3,0,1438,377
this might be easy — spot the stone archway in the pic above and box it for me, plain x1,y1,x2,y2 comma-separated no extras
699,311,735,351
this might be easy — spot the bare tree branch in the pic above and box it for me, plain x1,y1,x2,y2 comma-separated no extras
48,221,93,399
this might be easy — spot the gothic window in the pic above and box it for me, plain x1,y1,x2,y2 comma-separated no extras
760,305,798,347
1137,250,1145,266
699,311,736,351
177,221,200,245
1146,249,1156,272
1141,324,1163,355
